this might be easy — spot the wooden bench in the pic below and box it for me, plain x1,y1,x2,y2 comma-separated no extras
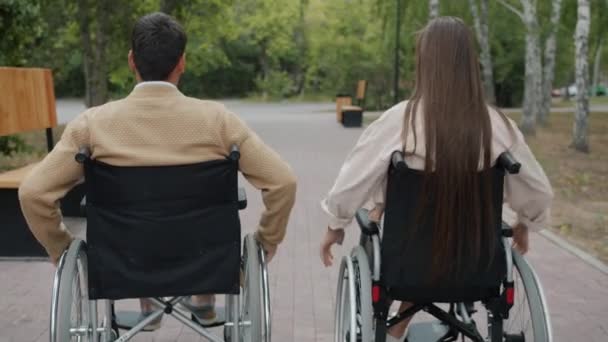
0,67,84,258
336,80,367,127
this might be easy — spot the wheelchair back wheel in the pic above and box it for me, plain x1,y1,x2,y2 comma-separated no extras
240,234,267,342
335,256,356,342
51,240,92,342
335,247,373,342
351,247,374,342
503,251,552,342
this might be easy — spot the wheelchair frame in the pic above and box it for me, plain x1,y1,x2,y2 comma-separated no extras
336,214,552,342
50,146,272,342
50,234,271,342
334,151,552,342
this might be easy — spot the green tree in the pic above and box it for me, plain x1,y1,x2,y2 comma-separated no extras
3,0,605,110
0,0,45,154
233,0,298,97
0,0,45,66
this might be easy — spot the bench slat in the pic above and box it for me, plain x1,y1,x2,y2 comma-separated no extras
0,67,57,136
0,163,38,189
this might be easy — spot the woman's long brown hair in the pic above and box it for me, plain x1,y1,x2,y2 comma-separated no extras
403,17,509,283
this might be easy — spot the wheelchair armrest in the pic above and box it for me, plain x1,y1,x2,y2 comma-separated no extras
80,196,87,216
238,187,247,210
501,221,513,237
497,152,521,174
355,208,380,236
75,147,91,164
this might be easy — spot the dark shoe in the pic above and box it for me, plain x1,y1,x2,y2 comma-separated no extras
180,297,226,327
115,310,162,332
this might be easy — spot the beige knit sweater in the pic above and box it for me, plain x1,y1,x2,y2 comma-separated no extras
19,82,297,262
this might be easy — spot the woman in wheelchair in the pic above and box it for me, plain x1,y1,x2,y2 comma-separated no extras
320,17,553,342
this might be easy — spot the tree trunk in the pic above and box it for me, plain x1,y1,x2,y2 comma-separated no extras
77,0,94,107
469,0,496,104
572,0,590,152
539,0,563,125
592,38,603,96
294,0,308,95
91,0,110,106
429,0,439,19
258,41,270,99
520,0,542,135
77,0,109,108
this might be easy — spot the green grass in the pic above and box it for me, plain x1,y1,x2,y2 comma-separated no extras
245,92,333,103
552,96,608,108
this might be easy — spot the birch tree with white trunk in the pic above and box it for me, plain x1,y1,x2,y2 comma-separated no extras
539,0,563,125
429,0,439,19
468,0,496,104
572,0,590,152
498,0,542,135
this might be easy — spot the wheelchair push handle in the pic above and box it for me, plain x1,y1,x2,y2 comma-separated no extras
75,147,91,164
391,151,407,170
497,152,521,174
229,144,240,162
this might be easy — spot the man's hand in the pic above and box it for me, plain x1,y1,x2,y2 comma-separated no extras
263,243,277,264
320,227,345,267
512,223,529,254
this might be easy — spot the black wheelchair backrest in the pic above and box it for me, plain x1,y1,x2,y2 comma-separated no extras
381,151,519,303
77,148,242,300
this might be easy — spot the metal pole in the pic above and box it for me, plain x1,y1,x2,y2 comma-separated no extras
393,0,402,104
45,127,54,152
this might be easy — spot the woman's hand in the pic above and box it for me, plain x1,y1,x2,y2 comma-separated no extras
320,227,345,267
512,223,529,254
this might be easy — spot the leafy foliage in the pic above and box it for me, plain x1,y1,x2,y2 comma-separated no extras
0,136,31,156
1,0,606,108
0,0,45,66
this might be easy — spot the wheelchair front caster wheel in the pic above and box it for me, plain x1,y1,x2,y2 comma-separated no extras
104,328,119,342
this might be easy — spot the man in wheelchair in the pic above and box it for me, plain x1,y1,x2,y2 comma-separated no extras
19,12,296,342
320,18,553,342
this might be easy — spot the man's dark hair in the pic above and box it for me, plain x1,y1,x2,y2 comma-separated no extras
131,12,187,81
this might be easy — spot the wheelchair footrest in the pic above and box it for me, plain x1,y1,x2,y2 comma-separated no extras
115,311,162,332
406,321,451,342
114,306,227,331
190,306,226,328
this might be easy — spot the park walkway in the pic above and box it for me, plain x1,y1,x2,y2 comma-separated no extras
0,101,606,341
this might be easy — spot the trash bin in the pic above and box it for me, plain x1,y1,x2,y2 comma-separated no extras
341,105,363,127
335,94,352,123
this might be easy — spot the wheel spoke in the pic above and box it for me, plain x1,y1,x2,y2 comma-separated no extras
502,253,550,342
506,269,533,340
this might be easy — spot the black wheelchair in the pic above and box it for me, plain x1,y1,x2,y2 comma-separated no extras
50,146,271,342
335,151,552,342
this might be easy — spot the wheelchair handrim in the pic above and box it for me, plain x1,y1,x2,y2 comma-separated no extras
504,251,552,342
52,240,92,342
242,234,264,342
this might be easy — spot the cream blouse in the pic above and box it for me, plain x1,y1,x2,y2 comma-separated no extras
321,101,553,232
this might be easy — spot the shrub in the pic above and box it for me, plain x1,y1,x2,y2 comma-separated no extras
0,136,31,156
255,71,295,99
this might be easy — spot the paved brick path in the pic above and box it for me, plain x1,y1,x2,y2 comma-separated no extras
1,101,606,341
